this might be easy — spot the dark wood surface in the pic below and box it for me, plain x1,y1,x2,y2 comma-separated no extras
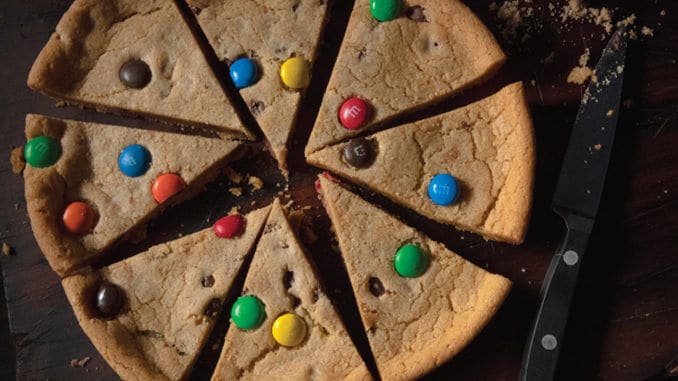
1,0,677,380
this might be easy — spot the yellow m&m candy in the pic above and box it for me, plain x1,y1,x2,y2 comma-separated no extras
280,57,311,90
271,313,307,347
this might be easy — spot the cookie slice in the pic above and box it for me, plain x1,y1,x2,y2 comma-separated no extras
308,82,534,244
211,199,371,380
305,0,506,155
187,0,329,172
24,114,245,276
317,176,512,380
27,0,252,139
62,205,271,381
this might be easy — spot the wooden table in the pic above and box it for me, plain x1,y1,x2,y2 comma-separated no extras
1,0,676,379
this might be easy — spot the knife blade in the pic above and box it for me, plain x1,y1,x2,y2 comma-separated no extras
520,28,627,381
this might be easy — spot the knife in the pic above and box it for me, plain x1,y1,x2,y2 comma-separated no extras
520,28,628,381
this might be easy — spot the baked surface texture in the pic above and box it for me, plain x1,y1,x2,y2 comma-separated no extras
62,205,272,381
308,82,534,244
212,199,371,381
305,0,506,154
24,114,242,276
187,0,329,172
319,176,512,380
27,0,252,139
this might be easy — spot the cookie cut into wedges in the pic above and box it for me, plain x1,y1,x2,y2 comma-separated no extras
24,114,245,276
27,0,252,139
305,0,506,155
61,205,271,381
187,0,330,173
211,199,371,380
308,82,534,244
318,176,512,380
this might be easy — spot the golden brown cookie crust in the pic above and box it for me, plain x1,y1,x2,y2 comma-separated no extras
305,0,506,155
24,114,242,276
308,82,534,244
318,176,512,380
212,199,371,381
187,0,330,172
27,0,252,139
62,205,272,381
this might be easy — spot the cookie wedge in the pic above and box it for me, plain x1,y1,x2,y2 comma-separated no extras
305,0,506,154
318,176,512,380
212,199,371,380
27,0,252,139
61,205,271,381
308,82,534,244
24,114,244,276
187,0,329,173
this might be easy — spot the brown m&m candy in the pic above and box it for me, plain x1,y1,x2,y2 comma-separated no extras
342,137,375,168
95,282,123,318
119,59,152,89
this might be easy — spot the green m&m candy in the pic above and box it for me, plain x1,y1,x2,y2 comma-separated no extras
370,0,402,22
24,136,61,168
230,295,266,330
394,244,429,278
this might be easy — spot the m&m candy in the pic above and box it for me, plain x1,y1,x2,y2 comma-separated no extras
427,174,459,206
62,201,97,235
280,57,311,90
151,173,186,203
118,144,151,177
213,214,244,238
24,136,61,168
339,97,370,130
230,57,258,89
231,295,266,330
272,313,307,347
370,0,402,22
394,244,429,278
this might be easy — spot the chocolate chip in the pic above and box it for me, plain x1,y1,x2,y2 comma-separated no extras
119,59,152,89
95,282,123,318
358,48,367,60
204,298,222,319
290,295,301,308
343,138,376,169
201,275,215,288
283,270,294,289
368,277,385,297
406,6,428,22
250,101,265,116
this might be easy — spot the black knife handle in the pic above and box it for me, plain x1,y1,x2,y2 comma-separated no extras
520,212,593,381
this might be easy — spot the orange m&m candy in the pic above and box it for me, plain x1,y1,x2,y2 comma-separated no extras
62,201,96,235
152,173,186,203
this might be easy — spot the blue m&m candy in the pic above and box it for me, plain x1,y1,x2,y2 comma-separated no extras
427,174,459,206
230,58,258,89
118,144,151,177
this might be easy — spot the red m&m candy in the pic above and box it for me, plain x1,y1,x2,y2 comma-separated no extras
151,173,186,203
62,201,97,235
339,97,370,130
213,214,245,238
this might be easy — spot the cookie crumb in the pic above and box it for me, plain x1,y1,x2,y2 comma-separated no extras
567,48,594,85
224,167,243,184
2,243,12,256
594,144,602,150
641,26,654,36
10,147,25,174
248,176,263,190
70,356,91,368
55,100,66,108
606,109,614,116
228,206,241,215
229,187,243,197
